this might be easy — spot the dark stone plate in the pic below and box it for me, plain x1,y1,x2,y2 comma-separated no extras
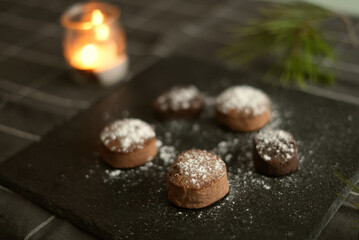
1,56,358,240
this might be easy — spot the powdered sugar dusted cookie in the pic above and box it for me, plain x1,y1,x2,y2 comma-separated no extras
167,149,229,209
154,85,203,119
253,130,298,176
216,85,271,131
100,118,157,168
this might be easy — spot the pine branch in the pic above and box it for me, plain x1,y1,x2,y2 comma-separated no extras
334,171,359,213
219,1,358,87
334,171,359,193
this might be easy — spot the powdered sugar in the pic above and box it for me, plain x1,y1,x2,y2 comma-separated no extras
159,145,176,164
263,155,271,161
100,119,155,153
255,130,296,161
156,85,201,111
170,150,226,189
106,169,121,178
103,160,163,184
216,85,270,116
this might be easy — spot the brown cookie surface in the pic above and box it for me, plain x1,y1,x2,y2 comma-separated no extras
253,130,298,176
216,85,271,131
154,86,203,119
167,149,229,209
100,118,157,168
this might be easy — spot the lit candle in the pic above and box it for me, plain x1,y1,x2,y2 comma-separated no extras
61,2,128,85
92,10,110,41
69,40,118,70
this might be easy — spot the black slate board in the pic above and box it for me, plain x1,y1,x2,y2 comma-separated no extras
1,56,358,240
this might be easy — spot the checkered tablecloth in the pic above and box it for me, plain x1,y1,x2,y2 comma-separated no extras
0,0,358,239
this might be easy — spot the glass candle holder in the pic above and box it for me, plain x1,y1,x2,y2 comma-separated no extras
61,2,128,86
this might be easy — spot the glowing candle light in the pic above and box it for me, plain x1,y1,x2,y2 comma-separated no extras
91,9,104,26
81,44,98,66
95,24,110,41
61,2,128,85
90,9,110,41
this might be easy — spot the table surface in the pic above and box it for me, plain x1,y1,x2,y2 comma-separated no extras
0,0,358,239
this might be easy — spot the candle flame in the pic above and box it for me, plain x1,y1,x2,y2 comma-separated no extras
91,9,104,26
81,44,98,66
91,9,110,41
